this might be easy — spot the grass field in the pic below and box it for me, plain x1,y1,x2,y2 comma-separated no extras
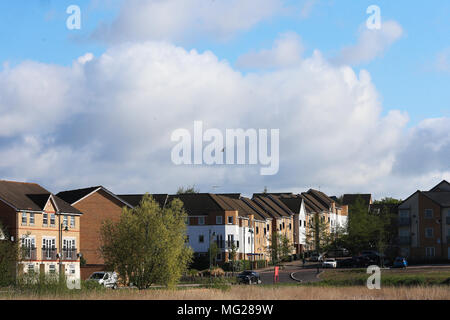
316,267,450,287
0,285,449,300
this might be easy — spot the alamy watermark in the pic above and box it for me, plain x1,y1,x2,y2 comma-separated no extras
66,5,81,30
171,121,279,175
367,265,381,289
366,5,381,30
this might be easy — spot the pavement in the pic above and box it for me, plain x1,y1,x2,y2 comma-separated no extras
258,260,323,284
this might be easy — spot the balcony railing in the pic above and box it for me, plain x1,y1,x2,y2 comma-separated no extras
446,217,450,225
398,217,411,226
62,248,77,261
42,248,57,260
22,246,37,260
398,236,411,245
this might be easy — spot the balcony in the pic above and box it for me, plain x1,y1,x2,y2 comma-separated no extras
446,217,450,225
398,236,411,245
62,248,77,261
42,248,57,260
22,246,37,260
398,217,411,226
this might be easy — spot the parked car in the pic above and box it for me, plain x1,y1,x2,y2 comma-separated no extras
237,271,262,285
337,258,355,268
88,271,118,289
322,258,337,268
392,257,408,268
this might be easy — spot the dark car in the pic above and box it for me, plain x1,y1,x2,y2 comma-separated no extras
337,258,354,268
237,271,261,285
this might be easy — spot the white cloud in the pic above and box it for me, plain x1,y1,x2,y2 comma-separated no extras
332,20,404,66
300,0,317,19
92,0,286,44
236,32,304,69
0,41,448,199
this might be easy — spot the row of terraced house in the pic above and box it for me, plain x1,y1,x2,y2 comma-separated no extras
1,179,449,282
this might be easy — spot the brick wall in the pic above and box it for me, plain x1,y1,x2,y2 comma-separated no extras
74,189,127,265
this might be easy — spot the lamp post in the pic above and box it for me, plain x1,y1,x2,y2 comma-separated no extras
209,230,216,275
58,217,68,279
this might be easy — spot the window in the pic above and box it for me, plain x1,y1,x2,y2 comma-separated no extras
426,247,435,257
256,227,259,234
282,222,285,229
49,265,56,274
264,227,267,235
63,215,68,227
267,224,270,231
28,264,35,274
424,209,433,218
228,216,233,224
70,216,75,228
43,213,48,226
289,223,292,230
50,214,56,226
185,217,189,225
199,235,204,243
29,213,35,225
425,228,434,238
216,216,222,225
21,212,27,225
198,217,205,225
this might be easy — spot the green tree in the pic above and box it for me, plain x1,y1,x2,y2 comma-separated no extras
208,241,219,268
0,223,19,287
177,185,199,194
268,232,292,264
305,213,331,253
100,194,193,289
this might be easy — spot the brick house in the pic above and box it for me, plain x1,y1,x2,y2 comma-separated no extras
56,186,133,278
0,180,82,282
397,180,450,261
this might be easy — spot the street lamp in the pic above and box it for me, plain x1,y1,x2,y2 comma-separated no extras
58,219,68,278
209,230,216,274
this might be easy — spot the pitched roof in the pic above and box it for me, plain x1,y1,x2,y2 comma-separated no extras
342,194,372,207
167,193,233,216
251,194,293,218
0,180,81,214
300,192,327,212
422,191,450,207
57,186,133,208
429,180,450,192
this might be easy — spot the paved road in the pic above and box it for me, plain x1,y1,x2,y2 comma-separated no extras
258,261,322,284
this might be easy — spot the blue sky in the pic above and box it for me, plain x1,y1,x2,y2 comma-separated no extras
1,0,448,125
0,0,448,198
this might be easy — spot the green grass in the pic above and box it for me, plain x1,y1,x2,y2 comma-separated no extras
308,268,450,287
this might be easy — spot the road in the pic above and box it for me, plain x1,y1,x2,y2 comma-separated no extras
258,261,323,284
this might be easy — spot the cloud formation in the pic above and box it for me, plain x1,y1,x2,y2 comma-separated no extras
1,41,448,199
332,20,404,66
92,0,286,44
236,32,304,69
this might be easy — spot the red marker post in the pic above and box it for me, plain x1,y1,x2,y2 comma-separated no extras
274,266,279,284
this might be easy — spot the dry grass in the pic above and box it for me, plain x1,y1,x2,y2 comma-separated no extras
2,286,449,300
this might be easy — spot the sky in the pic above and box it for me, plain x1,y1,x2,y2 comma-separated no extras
0,0,449,200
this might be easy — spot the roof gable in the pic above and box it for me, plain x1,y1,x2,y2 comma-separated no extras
429,180,450,192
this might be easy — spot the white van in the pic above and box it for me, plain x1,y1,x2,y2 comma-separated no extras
88,271,118,289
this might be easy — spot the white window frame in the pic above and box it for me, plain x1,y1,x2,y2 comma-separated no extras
21,212,27,226
426,247,435,257
43,213,48,226
228,216,233,225
70,216,75,228
198,216,205,225
425,228,434,238
29,213,35,226
424,209,433,219
216,216,222,225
